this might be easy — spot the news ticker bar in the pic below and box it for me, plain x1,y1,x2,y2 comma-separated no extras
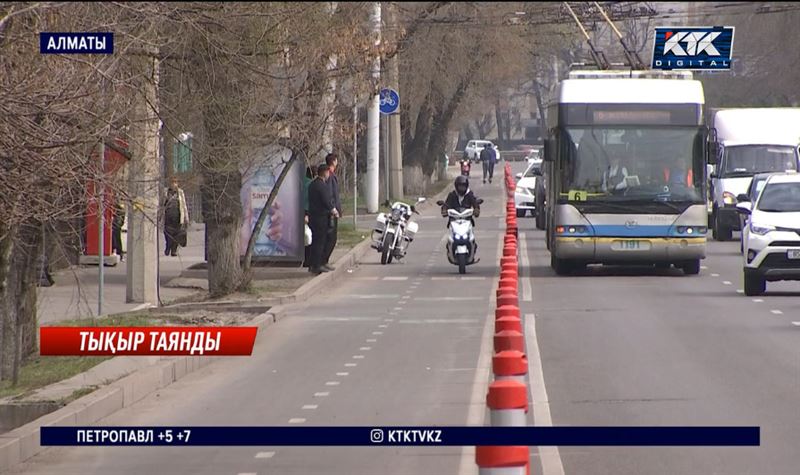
41,426,760,447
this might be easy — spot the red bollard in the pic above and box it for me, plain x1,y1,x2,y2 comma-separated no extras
492,350,528,382
498,278,517,291
487,380,528,426
501,261,517,273
500,270,517,282
497,293,518,307
500,256,517,267
494,329,525,353
476,446,529,475
496,286,517,299
502,246,517,257
495,305,521,319
495,315,522,333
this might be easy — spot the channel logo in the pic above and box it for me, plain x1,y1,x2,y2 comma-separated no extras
370,429,384,444
651,26,734,70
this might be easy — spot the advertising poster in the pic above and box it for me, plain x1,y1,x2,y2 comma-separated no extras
239,145,303,263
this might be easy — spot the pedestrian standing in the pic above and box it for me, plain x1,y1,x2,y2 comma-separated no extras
163,177,189,257
302,165,314,268
307,164,338,275
111,201,125,261
480,144,491,184
322,153,342,271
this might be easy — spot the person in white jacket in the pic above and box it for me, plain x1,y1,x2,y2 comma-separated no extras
163,176,189,256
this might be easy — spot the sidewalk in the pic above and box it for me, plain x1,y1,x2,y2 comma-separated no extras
37,224,207,325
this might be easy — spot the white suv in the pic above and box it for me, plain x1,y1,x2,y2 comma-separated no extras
737,172,800,295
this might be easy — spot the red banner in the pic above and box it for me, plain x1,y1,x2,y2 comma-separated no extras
40,327,258,356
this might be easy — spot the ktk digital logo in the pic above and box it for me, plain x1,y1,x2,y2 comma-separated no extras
651,26,734,70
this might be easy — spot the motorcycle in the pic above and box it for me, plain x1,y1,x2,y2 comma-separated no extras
436,198,484,274
460,159,471,177
371,197,426,265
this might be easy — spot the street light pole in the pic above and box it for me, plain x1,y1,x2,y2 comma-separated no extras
366,2,381,213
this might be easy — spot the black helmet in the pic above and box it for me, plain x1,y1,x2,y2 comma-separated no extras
454,175,469,196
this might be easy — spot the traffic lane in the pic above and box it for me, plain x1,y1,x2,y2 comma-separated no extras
10,177,507,475
521,226,800,475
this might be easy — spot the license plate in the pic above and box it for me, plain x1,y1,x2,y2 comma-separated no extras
611,240,651,251
788,250,800,259
456,245,468,254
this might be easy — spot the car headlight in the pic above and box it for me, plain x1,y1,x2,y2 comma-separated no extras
750,222,774,235
722,191,737,205
515,186,524,194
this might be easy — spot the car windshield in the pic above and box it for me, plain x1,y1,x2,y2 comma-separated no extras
757,182,800,212
721,145,797,177
524,162,541,177
559,126,705,204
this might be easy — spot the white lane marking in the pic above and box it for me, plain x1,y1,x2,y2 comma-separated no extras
736,289,744,294
325,381,341,386
302,405,318,410
352,355,365,359
458,233,503,475
460,276,487,281
254,451,275,459
792,322,800,326
519,232,532,302
342,294,400,299
723,281,732,285
314,392,330,397
393,306,404,310
711,273,720,277
753,299,764,303
771,309,784,315
378,324,388,328
525,313,566,475
359,347,372,351
414,297,483,301
385,318,394,322
431,276,457,281
336,372,349,376
366,338,377,343
344,363,357,367
383,276,408,281
398,318,478,324
288,418,306,424
700,265,708,270
401,295,411,300
238,473,257,475
355,277,380,281
373,331,383,335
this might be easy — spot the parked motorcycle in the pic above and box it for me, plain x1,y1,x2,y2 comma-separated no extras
371,197,426,265
436,198,484,274
460,159,471,177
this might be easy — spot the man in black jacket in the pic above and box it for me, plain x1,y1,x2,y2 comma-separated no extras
307,164,338,274
322,153,342,271
441,175,481,225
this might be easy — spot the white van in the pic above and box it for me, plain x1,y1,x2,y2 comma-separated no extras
709,108,800,241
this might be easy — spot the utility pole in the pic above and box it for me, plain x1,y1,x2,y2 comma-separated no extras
386,2,404,199
126,50,160,305
366,2,381,213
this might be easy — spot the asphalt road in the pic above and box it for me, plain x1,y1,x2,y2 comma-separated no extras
12,161,800,475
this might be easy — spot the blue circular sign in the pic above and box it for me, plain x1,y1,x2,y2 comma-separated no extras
379,88,400,115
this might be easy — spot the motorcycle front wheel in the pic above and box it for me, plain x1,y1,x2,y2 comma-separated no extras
457,253,467,274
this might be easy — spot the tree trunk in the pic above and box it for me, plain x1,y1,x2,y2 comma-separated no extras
532,79,548,137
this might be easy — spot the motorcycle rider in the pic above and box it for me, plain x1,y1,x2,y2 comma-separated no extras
441,175,481,225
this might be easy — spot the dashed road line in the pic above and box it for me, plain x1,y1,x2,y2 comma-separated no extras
344,363,357,367
353,354,366,359
314,392,330,397
302,405,318,410
372,331,384,335
792,322,800,326
383,276,408,281
753,299,764,303
254,452,275,459
288,418,306,424
325,381,341,386
723,281,732,285
336,372,349,376
366,338,377,342
771,309,784,315
711,273,720,277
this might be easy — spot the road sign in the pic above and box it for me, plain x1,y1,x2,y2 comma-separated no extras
379,88,399,115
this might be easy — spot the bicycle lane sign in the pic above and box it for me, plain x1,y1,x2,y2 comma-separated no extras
379,88,399,115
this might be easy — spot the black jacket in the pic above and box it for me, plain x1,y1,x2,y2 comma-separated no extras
327,172,342,215
442,190,481,216
308,177,334,218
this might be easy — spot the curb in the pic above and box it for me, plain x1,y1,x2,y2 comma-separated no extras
0,178,454,472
